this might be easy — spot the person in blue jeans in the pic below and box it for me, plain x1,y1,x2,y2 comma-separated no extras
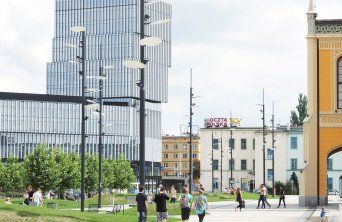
256,184,265,209
194,188,208,222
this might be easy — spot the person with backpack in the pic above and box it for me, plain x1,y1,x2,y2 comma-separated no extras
179,186,193,222
136,185,148,222
235,188,244,212
194,188,208,222
154,187,170,222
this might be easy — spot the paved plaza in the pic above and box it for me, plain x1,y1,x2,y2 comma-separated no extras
188,196,342,222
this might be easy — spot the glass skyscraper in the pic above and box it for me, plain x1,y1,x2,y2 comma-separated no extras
0,0,172,178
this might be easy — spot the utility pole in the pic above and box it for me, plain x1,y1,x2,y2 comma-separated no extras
220,134,223,192
271,101,275,197
98,45,104,208
189,68,194,194
262,89,266,185
211,131,214,193
229,129,233,188
139,0,146,186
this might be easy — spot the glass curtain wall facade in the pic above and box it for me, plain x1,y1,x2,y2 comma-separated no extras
0,0,172,178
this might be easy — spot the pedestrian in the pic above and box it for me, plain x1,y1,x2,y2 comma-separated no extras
277,187,286,208
320,207,326,222
154,187,169,222
179,186,193,222
194,188,208,222
235,188,244,212
136,185,148,222
170,186,177,203
256,184,265,209
157,184,163,194
262,184,271,208
33,188,43,207
28,186,34,203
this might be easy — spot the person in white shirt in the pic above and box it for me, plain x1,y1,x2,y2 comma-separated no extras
33,188,43,207
262,185,271,208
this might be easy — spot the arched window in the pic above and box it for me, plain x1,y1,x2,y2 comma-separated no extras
338,58,342,109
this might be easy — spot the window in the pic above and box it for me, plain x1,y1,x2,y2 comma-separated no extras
163,154,168,159
328,158,333,171
182,144,187,150
241,139,247,150
291,137,297,149
192,144,197,150
164,172,168,176
327,178,333,190
163,163,168,167
253,138,255,150
173,154,178,159
229,138,235,149
213,139,219,149
213,159,219,170
182,153,188,159
193,154,197,159
173,144,178,150
241,159,247,170
182,163,187,168
174,163,178,169
253,159,255,171
291,158,298,170
267,149,274,160
164,144,168,150
229,159,235,170
267,169,273,180
338,57,342,109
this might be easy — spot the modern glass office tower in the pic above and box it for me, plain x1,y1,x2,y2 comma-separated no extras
0,0,172,179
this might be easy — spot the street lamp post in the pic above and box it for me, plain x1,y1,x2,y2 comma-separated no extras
69,25,87,212
271,101,275,197
189,69,195,194
260,89,266,186
229,129,233,188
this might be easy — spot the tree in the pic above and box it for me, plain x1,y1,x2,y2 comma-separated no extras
23,144,61,193
2,157,24,194
104,156,135,191
290,94,308,126
290,172,299,190
193,158,200,180
55,149,80,198
85,154,98,196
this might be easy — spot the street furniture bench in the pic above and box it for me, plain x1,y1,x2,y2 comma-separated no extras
106,203,125,215
88,204,99,212
47,202,58,209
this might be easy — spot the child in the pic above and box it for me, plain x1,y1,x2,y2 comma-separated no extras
194,188,208,222
320,207,326,222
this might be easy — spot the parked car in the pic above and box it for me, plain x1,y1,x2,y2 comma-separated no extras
328,189,339,195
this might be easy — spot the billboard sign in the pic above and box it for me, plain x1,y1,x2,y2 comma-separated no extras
204,118,241,128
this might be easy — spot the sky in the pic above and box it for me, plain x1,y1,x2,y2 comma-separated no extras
0,0,342,135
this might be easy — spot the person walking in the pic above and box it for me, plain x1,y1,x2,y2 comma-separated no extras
136,185,148,222
262,184,271,208
154,187,170,222
179,186,193,222
256,185,265,209
235,188,244,212
170,186,177,203
194,188,208,222
277,187,286,208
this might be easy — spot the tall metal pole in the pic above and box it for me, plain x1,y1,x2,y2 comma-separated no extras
272,101,275,197
262,89,266,185
80,30,86,212
139,0,146,186
98,46,103,208
189,69,193,194
229,129,233,187
220,135,223,192
211,131,214,193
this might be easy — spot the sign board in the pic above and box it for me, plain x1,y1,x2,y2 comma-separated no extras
204,118,241,128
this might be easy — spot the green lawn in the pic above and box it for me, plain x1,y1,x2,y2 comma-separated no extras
0,192,277,221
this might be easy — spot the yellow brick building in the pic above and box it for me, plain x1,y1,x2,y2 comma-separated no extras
162,135,200,179
300,0,342,206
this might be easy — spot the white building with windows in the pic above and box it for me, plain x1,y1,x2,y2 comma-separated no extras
199,122,315,192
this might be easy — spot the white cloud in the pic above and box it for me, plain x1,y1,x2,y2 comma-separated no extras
0,0,341,135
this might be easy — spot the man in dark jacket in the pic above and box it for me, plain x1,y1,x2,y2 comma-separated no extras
136,186,148,222
154,187,170,222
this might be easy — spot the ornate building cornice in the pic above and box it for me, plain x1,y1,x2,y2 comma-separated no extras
316,20,342,34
